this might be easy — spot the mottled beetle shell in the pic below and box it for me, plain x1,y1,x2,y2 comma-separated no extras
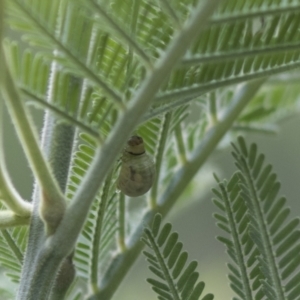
117,136,155,197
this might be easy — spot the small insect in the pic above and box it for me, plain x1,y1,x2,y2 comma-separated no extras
117,135,155,197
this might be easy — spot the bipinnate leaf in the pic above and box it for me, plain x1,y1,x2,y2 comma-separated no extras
142,214,213,300
213,136,300,300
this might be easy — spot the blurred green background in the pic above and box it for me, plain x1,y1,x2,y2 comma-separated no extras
1,104,300,299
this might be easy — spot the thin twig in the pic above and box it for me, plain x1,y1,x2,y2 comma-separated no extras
0,211,30,228
0,90,31,216
0,47,66,235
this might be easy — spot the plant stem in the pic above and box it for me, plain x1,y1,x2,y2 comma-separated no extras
89,79,265,300
0,211,30,228
0,49,66,227
17,63,77,299
0,92,32,216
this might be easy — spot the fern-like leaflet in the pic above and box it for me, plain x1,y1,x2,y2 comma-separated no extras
142,213,214,300
213,136,300,300
212,173,264,300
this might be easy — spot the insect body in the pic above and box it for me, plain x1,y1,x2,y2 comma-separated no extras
117,136,155,197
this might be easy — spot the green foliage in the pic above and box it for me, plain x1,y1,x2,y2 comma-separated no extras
142,214,214,300
1,0,300,299
4,0,300,126
213,137,300,300
0,227,27,283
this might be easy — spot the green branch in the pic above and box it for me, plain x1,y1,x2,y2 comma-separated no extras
0,95,31,216
18,4,86,298
0,47,66,235
0,3,27,216
0,211,30,228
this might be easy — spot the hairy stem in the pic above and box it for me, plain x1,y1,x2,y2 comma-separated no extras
49,253,76,300
17,65,77,299
0,211,30,228
0,49,64,211
0,88,31,216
